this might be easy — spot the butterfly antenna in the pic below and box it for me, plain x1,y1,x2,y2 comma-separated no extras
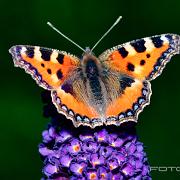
91,16,122,52
47,22,86,52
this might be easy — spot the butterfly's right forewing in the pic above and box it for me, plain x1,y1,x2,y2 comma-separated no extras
9,45,80,90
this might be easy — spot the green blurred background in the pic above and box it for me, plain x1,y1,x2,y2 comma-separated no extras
1,0,180,179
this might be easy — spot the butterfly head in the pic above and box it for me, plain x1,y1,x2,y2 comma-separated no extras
82,47,95,56
82,47,98,62
85,47,91,53
81,47,97,62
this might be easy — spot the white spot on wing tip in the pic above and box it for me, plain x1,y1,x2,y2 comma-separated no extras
34,46,42,61
124,44,136,56
51,51,59,63
21,47,27,54
144,38,154,52
160,35,169,44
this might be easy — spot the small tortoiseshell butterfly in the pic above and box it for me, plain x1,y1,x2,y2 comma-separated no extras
9,17,180,128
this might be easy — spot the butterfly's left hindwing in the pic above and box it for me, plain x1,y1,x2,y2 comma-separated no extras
9,45,80,90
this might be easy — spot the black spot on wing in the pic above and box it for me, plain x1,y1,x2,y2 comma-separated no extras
165,34,173,42
47,69,52,74
26,47,34,58
151,36,163,48
40,48,52,61
57,69,63,79
140,59,146,65
118,47,129,58
56,53,64,64
61,83,73,94
146,53,150,58
127,63,135,71
120,76,135,91
130,39,146,53
41,63,45,67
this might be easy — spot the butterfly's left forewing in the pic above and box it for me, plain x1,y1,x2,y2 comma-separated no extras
99,34,180,125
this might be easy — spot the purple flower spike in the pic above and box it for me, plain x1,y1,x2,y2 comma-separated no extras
39,124,151,179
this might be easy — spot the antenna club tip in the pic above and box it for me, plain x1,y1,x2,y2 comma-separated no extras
115,16,123,24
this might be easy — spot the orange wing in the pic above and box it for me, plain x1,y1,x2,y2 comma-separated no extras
99,34,180,126
99,34,180,81
105,80,152,126
9,45,100,128
51,90,101,128
9,45,80,90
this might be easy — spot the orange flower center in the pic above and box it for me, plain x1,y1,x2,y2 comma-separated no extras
73,145,80,152
90,173,97,179
78,167,83,174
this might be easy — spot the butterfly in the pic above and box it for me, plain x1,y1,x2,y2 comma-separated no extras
9,18,180,128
